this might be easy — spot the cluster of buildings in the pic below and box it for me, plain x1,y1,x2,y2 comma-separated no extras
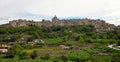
9,15,117,32
0,43,8,53
0,39,41,53
118,25,120,29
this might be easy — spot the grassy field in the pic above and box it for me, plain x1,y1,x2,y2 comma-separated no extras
44,38,63,44
23,47,56,53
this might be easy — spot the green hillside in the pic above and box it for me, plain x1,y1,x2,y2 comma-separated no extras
0,25,120,62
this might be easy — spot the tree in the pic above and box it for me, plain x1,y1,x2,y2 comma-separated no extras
60,55,68,62
6,44,23,58
117,40,120,46
19,52,29,59
79,37,85,43
75,36,80,41
68,51,90,61
30,50,38,59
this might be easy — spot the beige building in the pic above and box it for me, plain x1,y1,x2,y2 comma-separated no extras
0,43,8,53
58,45,70,50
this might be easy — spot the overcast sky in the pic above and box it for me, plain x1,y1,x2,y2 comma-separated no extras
0,0,120,25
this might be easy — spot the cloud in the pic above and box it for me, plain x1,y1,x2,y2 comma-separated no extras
0,0,107,17
0,0,120,25
27,0,107,17
13,12,53,21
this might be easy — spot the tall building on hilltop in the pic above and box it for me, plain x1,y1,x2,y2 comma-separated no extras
52,15,59,22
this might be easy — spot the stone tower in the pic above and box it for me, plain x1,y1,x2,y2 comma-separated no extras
52,15,59,22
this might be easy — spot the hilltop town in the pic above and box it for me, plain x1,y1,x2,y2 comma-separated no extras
0,15,120,62
8,15,118,33
1,0,120,61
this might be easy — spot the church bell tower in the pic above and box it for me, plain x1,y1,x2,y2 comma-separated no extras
52,15,59,22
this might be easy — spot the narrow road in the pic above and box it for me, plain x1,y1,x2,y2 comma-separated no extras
107,44,120,50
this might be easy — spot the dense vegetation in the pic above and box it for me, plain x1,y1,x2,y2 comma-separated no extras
0,25,120,62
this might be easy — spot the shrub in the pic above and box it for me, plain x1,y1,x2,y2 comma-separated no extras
5,44,23,58
30,50,38,59
68,50,90,61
